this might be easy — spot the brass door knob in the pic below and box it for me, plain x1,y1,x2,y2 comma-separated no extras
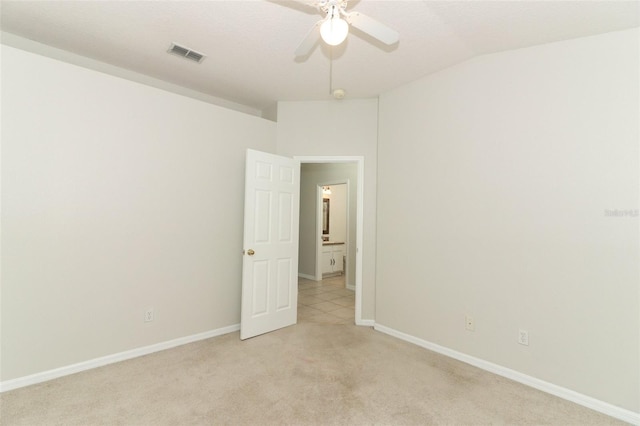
246,249,255,256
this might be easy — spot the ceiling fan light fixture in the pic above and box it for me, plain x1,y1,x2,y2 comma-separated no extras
320,14,349,46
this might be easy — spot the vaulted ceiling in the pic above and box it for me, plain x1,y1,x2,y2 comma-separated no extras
1,1,638,117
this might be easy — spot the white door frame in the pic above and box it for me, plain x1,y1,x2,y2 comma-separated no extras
295,156,364,325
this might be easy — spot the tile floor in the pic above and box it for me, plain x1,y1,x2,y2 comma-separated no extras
297,275,355,324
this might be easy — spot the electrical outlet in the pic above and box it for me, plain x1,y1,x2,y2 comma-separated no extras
465,315,475,331
518,329,529,346
144,308,154,323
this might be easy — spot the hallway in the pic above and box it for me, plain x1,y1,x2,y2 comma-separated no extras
297,275,355,324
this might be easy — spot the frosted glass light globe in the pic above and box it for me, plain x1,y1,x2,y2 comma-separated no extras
320,16,349,46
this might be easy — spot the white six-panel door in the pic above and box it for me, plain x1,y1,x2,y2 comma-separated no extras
240,149,300,340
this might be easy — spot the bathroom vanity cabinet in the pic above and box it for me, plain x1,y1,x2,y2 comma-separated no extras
322,242,345,276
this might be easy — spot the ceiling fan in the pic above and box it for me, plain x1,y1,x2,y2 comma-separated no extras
293,0,399,57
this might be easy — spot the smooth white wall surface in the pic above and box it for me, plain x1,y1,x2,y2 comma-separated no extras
327,184,347,244
377,28,639,412
277,100,377,319
299,164,356,285
1,45,276,380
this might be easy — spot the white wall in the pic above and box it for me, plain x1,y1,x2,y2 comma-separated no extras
277,99,378,320
0,45,277,381
376,28,639,412
327,184,347,244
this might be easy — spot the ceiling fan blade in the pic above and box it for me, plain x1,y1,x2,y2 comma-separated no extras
347,11,399,45
267,0,319,15
295,20,322,57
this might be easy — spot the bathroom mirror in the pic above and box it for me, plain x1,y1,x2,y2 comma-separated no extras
322,198,330,235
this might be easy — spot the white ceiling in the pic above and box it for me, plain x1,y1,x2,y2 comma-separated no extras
1,0,638,117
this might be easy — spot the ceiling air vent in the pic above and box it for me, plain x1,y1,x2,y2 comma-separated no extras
168,43,205,63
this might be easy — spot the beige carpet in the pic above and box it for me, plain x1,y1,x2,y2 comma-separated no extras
0,322,626,425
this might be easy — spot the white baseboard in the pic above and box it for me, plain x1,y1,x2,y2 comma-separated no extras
374,323,639,425
298,273,317,281
4,321,636,424
346,284,355,291
0,323,240,393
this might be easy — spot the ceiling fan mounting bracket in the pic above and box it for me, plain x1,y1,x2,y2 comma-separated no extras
317,0,349,17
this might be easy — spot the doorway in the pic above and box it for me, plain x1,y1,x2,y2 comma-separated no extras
295,156,364,324
318,182,348,282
